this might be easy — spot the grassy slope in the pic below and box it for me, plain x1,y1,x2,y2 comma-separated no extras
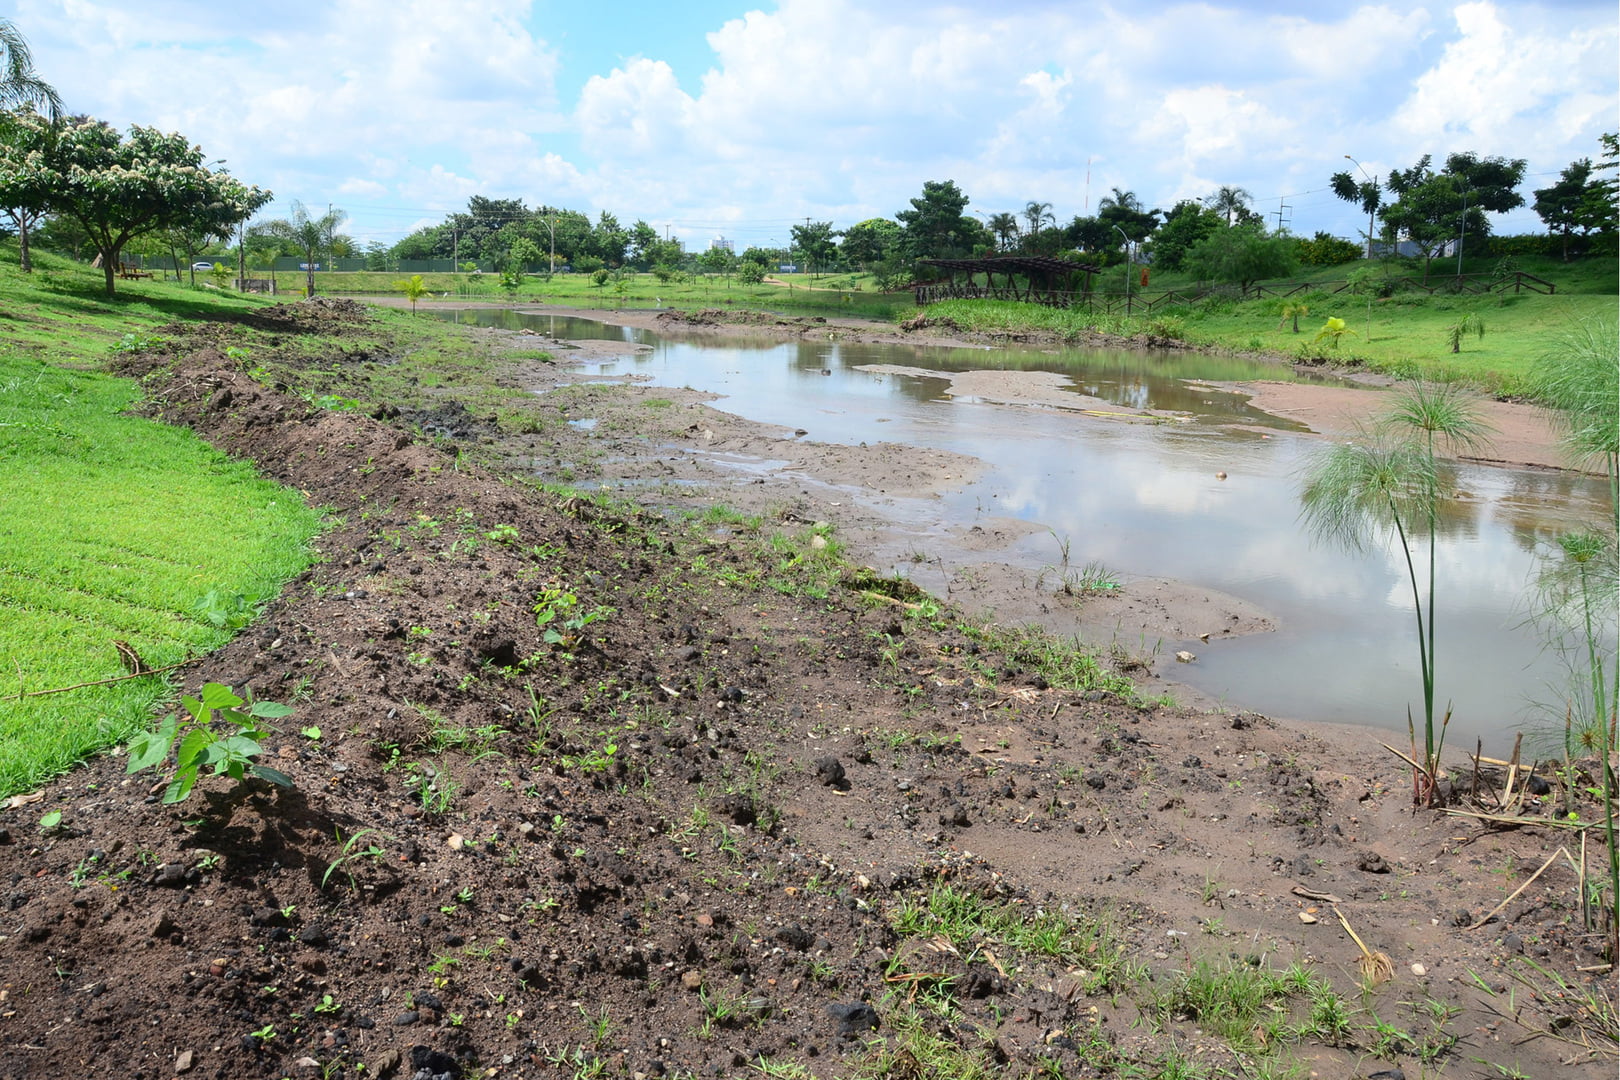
922,253,1617,397
281,266,914,320
0,247,323,795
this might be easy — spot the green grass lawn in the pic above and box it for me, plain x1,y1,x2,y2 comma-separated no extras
0,248,323,796
917,253,1617,397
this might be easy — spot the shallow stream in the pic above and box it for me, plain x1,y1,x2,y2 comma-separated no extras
439,309,1612,747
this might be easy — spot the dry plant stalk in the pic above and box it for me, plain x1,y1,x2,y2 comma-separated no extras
1332,906,1393,987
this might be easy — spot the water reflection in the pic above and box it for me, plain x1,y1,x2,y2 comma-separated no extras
432,308,1612,744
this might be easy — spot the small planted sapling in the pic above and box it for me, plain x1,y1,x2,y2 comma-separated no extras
126,683,295,804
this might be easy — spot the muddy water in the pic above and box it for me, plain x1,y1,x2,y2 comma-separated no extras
441,309,1612,745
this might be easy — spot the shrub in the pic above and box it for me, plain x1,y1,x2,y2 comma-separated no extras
1295,231,1362,267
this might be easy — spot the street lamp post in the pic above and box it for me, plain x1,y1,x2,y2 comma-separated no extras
1457,189,1467,278
1344,155,1377,260
1112,224,1132,315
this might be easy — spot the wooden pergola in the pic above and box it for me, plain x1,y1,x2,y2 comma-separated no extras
915,255,1101,308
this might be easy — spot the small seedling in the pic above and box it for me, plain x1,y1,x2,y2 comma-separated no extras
38,810,63,834
322,827,388,890
250,1024,276,1042
126,683,294,804
313,994,340,1014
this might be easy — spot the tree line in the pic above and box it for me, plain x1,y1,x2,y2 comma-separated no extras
2,16,1614,297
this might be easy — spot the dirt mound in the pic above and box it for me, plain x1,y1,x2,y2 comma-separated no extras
0,328,1611,1080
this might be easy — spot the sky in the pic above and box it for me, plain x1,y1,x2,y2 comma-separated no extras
9,0,1617,252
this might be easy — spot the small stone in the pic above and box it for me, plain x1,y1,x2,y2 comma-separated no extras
372,1049,401,1077
680,970,703,991
392,1010,419,1026
1357,851,1390,874
814,757,846,788
149,910,180,941
447,833,465,850
174,1049,195,1073
1411,963,1427,977
1175,650,1196,664
1298,912,1318,924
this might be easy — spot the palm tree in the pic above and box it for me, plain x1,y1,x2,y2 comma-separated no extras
1206,185,1254,226
0,19,61,122
252,201,347,298
1022,201,1054,248
1097,187,1142,215
986,212,1019,252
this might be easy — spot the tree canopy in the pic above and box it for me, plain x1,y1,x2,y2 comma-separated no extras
896,180,975,260
1380,151,1526,276
839,218,900,269
1534,134,1619,259
1183,221,1298,291
1096,188,1160,243
1147,200,1221,272
790,220,838,277
33,118,270,295
0,106,57,270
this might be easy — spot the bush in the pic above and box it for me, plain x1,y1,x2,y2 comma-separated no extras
573,255,604,274
735,261,766,285
1345,265,1396,298
590,269,610,287
1295,232,1362,267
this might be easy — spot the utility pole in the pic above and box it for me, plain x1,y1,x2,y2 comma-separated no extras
1272,197,1292,233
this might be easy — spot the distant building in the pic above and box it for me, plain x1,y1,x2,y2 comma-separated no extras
1368,239,1456,258
708,236,735,252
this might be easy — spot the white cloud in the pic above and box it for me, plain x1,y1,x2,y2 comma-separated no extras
13,0,1617,244
1396,2,1618,157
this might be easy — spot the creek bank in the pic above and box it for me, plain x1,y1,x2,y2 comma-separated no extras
0,299,1606,1079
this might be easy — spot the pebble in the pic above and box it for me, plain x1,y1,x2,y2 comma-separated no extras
1411,962,1427,977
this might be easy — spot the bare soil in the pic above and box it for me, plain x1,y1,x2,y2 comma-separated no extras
0,299,1610,1080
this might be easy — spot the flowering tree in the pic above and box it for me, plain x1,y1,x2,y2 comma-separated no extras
35,119,270,295
0,106,55,271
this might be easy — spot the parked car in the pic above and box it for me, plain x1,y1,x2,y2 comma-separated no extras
192,261,214,270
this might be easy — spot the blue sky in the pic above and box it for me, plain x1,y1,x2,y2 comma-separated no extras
10,0,1617,251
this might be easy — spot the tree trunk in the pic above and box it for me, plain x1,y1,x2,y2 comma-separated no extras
101,252,116,296
18,213,31,273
